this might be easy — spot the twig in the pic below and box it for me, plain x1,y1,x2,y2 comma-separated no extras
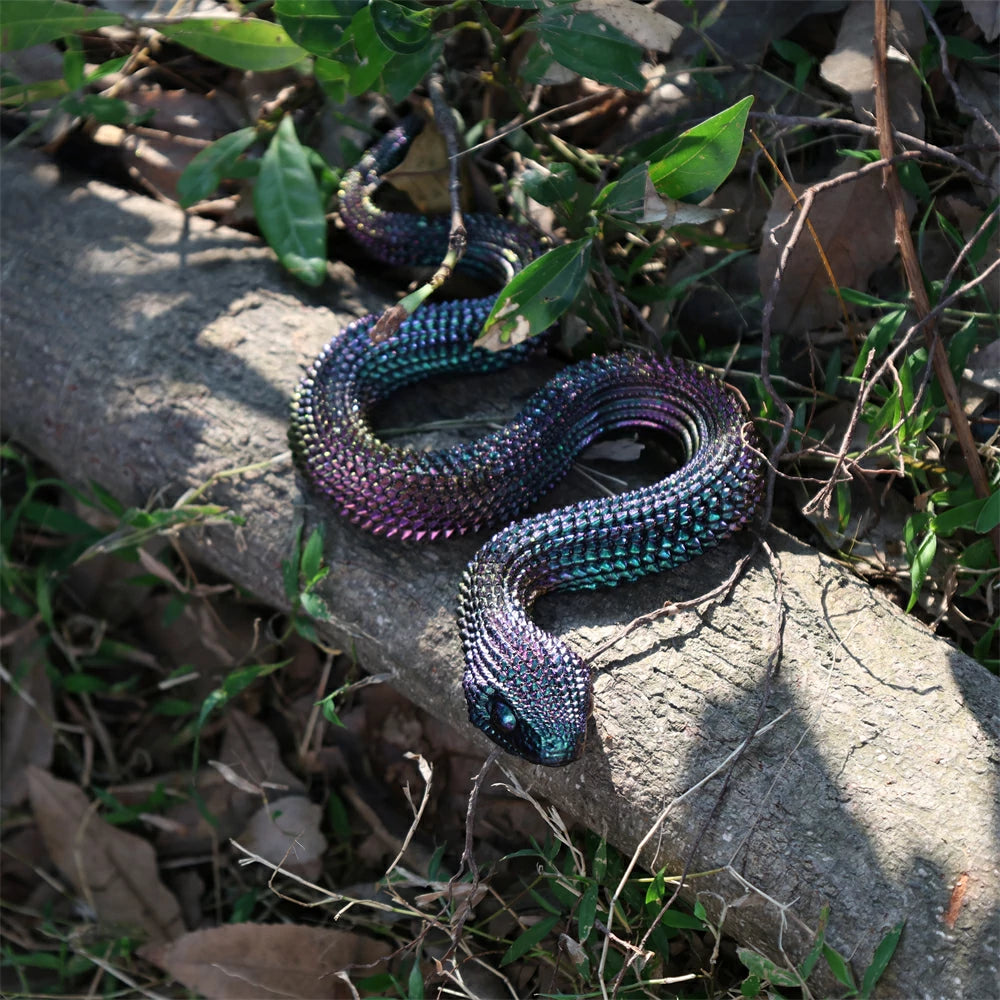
369,75,468,342
384,752,433,878
454,747,502,886
873,0,1000,561
750,112,997,191
584,549,755,668
76,946,170,1000
297,649,334,764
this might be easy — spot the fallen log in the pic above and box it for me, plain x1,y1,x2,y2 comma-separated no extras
2,149,997,998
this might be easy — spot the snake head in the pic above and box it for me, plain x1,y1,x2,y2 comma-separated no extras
461,623,592,766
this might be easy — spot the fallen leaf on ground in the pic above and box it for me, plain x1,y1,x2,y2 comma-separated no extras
140,923,392,999
758,162,908,332
26,766,185,943
238,794,328,880
962,0,1000,41
821,0,926,138
221,707,304,795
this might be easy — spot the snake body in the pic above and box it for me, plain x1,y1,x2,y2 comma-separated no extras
290,120,762,766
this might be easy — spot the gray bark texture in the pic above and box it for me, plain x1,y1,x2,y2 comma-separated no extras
2,150,998,999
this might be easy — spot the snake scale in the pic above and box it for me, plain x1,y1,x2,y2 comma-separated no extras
289,118,763,766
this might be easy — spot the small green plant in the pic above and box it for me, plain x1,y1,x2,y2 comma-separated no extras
738,907,904,999
476,96,753,351
281,523,335,644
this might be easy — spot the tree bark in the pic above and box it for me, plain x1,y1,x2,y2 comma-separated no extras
2,149,997,998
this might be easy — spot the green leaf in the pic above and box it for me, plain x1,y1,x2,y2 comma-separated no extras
345,7,393,95
897,160,931,202
177,127,258,208
1,0,123,52
406,955,425,999
530,885,564,915
380,36,443,103
254,116,328,287
477,237,592,350
906,529,937,611
659,908,709,930
593,163,649,215
736,949,801,988
851,308,906,379
85,55,130,85
931,497,986,536
822,943,857,989
522,162,579,206
369,0,433,54
500,914,561,966
859,921,904,999
975,489,1000,533
157,18,307,72
645,868,666,905
313,56,351,103
973,619,999,665
195,660,288,741
300,591,331,620
577,882,598,943
772,38,814,91
0,79,70,107
648,95,753,202
300,526,326,584
427,843,447,882
63,36,84,91
274,0,364,57
535,9,646,91
592,837,608,883
88,481,125,517
62,94,132,126
797,905,829,981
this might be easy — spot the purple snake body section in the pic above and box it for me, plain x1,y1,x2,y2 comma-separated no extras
289,120,763,765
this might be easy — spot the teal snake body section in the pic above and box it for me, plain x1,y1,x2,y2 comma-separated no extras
289,120,763,765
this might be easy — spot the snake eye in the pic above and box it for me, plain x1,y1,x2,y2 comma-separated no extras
491,697,518,733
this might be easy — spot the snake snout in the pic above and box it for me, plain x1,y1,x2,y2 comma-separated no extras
461,630,592,766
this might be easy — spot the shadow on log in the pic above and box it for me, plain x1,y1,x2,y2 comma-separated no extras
2,149,998,998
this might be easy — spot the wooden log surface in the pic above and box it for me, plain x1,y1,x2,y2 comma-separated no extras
3,149,998,998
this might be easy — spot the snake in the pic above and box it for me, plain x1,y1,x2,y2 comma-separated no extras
289,118,763,766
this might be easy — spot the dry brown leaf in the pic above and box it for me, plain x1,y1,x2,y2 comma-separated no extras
962,0,1000,41
221,708,304,796
140,923,392,999
1,628,55,807
155,767,259,857
25,766,184,943
238,795,328,880
575,0,682,52
820,0,926,139
383,123,451,215
758,162,908,332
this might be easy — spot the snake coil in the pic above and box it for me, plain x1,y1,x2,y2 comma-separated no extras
290,119,762,765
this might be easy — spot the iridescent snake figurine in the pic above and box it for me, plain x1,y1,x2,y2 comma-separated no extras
289,119,763,766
